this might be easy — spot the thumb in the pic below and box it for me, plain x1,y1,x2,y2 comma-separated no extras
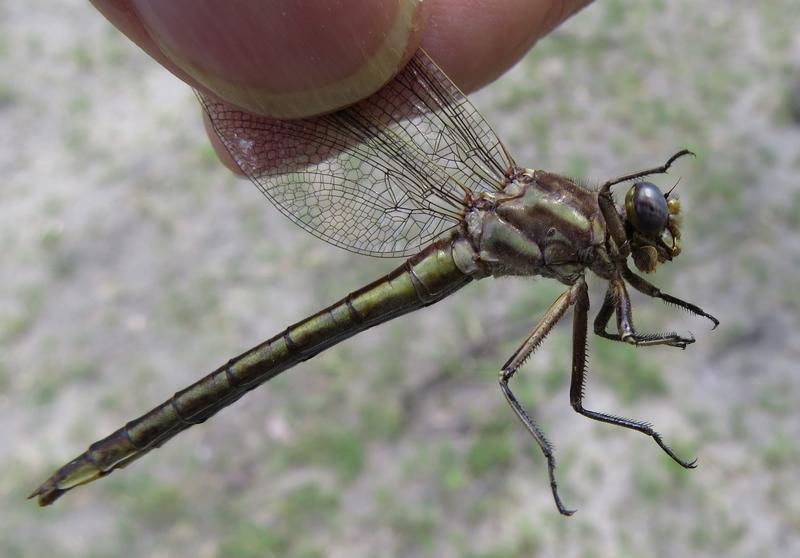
91,0,425,118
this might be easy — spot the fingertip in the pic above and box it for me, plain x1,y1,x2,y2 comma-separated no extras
90,0,200,87
132,0,426,118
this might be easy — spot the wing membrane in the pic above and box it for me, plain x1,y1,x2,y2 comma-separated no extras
200,49,515,257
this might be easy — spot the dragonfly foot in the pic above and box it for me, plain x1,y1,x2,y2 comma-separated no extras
653,433,698,469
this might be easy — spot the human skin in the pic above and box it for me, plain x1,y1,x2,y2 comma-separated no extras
90,0,593,172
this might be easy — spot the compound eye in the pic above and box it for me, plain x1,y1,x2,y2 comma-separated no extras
625,181,668,235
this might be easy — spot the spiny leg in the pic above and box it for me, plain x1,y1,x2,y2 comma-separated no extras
569,279,697,469
500,281,584,516
592,287,615,338
621,266,719,329
593,277,695,349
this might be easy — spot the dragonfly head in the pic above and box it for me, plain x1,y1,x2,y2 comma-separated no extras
623,181,682,273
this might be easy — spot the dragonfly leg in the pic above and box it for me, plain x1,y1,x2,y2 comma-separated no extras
500,280,585,516
600,150,695,192
594,277,696,349
571,278,698,469
621,266,719,329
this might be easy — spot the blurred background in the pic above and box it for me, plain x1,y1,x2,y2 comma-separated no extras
2,1,799,556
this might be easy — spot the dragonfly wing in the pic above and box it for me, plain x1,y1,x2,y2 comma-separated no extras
383,51,516,197
200,49,515,257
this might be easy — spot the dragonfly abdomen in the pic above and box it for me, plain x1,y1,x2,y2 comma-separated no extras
31,233,476,505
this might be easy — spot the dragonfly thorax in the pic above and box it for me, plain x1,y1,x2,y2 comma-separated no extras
464,169,607,285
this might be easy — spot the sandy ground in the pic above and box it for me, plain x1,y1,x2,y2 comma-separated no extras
2,1,799,557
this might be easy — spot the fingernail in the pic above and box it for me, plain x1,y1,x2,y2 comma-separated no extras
133,0,424,118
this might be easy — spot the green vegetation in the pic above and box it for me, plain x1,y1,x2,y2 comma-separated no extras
285,428,365,482
762,431,799,470
279,483,339,526
466,431,514,477
593,339,667,403
219,522,291,558
123,476,188,527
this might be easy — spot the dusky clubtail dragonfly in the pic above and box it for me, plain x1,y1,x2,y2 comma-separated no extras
31,49,718,515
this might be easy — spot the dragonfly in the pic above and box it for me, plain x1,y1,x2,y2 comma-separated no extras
30,49,718,515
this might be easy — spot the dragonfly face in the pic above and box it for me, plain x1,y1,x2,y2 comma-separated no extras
623,181,683,273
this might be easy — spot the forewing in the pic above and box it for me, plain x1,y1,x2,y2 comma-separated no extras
200,49,515,257
386,51,515,195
